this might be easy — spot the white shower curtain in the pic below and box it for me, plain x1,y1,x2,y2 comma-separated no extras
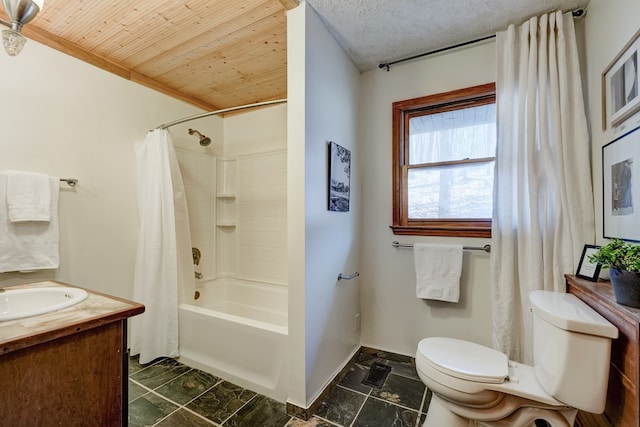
491,11,594,364
130,129,194,364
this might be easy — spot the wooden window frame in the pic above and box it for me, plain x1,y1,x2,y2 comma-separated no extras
391,83,496,238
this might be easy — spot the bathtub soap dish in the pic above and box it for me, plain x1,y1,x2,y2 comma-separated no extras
361,362,392,388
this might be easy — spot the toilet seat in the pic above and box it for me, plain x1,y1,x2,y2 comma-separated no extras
418,337,508,383
417,337,567,407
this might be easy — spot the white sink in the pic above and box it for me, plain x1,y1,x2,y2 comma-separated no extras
0,287,89,321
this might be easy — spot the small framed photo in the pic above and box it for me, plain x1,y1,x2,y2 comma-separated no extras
576,245,602,282
328,141,351,212
602,28,640,129
602,125,640,242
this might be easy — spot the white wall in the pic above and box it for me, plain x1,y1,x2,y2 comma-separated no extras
287,2,361,408
584,0,640,245
358,42,496,355
224,104,287,158
287,2,308,408
356,0,640,358
0,40,204,298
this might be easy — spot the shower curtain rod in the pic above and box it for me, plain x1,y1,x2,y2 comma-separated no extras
156,98,288,130
378,34,496,71
378,8,585,71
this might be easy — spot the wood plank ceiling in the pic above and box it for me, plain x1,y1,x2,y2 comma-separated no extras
6,0,298,111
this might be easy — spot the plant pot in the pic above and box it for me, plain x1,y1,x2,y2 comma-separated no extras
610,268,640,309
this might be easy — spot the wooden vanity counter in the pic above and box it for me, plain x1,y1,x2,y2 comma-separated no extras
0,280,144,427
566,274,640,427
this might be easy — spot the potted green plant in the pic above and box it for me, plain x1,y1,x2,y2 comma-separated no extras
589,239,640,308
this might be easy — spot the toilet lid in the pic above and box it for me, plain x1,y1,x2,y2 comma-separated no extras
418,337,509,384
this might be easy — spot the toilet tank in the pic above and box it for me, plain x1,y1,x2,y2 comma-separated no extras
530,290,618,413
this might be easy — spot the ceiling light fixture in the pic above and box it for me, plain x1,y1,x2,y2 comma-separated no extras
0,0,44,56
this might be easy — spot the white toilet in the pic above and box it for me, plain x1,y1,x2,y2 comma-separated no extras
416,290,618,427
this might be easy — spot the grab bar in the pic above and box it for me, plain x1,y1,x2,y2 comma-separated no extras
338,272,360,281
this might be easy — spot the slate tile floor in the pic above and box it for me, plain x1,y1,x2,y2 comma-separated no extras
128,349,431,427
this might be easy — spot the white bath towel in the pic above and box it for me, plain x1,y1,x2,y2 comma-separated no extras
0,172,60,272
6,170,51,222
414,243,463,303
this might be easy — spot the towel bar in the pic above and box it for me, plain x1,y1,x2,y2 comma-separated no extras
392,241,491,253
59,178,78,187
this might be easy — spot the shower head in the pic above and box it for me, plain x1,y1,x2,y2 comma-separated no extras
188,128,212,147
199,135,212,147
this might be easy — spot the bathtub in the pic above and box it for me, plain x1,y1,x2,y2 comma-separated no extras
178,277,288,401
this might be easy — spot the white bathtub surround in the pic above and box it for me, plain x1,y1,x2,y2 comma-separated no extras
178,277,288,401
130,129,194,364
177,148,287,285
237,151,287,284
491,11,594,364
176,149,216,281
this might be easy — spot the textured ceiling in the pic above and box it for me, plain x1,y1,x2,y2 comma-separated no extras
306,0,591,71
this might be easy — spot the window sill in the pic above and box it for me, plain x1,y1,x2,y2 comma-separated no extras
390,224,491,238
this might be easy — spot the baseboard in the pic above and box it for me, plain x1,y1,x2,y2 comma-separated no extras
286,346,362,420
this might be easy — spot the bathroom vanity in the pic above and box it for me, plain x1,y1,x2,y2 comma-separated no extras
566,274,640,427
0,280,144,427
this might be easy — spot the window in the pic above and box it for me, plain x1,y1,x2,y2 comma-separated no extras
391,83,496,237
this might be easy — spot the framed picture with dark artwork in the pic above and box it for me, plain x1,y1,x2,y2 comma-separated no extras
328,141,351,212
602,28,640,129
602,125,640,242
576,244,602,282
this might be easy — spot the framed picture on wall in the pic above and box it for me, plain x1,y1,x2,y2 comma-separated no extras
328,141,351,212
602,28,640,129
576,244,602,282
602,125,640,242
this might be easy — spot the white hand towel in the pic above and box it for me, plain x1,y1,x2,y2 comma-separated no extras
6,170,52,222
414,243,463,303
0,173,60,272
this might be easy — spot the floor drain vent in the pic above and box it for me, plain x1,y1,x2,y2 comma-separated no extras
361,362,392,388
